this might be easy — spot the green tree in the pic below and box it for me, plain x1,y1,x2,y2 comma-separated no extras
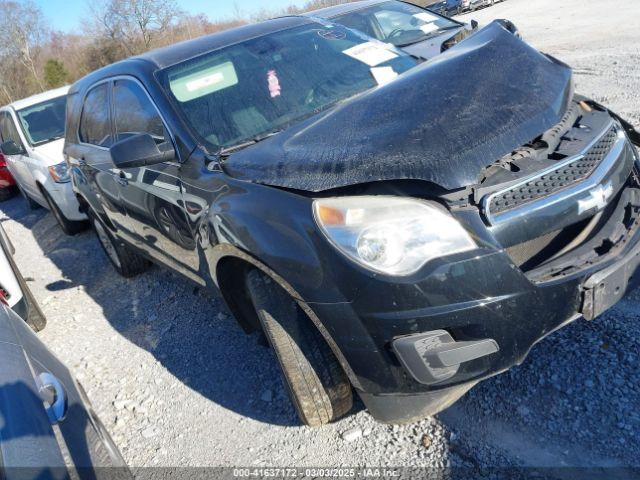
43,59,68,88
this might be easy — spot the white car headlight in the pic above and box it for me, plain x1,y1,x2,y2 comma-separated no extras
313,196,476,276
48,162,70,183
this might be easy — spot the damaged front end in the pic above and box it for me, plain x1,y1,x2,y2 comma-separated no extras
460,96,640,320
349,100,640,422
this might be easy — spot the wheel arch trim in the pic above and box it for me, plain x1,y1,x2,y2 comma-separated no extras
212,243,362,390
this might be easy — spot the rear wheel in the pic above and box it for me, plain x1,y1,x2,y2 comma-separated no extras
90,213,150,278
0,187,16,202
41,187,87,236
245,269,353,426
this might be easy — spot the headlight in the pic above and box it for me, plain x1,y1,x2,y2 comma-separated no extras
48,162,70,183
313,196,476,276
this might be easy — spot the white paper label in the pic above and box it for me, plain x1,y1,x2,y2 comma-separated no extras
370,66,398,86
419,22,440,34
414,12,440,22
343,42,398,67
186,72,224,92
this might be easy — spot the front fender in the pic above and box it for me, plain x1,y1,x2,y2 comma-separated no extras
201,178,362,304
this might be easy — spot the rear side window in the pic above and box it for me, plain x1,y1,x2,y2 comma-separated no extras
0,111,25,150
79,84,113,148
112,79,166,143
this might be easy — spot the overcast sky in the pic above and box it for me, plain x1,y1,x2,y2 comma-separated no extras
37,0,310,33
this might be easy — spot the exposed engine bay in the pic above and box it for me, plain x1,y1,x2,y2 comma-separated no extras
469,97,640,281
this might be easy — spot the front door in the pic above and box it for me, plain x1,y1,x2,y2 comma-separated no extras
65,82,128,235
110,78,202,283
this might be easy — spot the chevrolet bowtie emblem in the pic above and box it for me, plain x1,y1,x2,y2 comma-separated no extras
578,181,614,214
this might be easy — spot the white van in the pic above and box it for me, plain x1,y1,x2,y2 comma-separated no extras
0,86,86,234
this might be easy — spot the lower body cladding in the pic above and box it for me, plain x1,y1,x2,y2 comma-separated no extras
308,119,640,424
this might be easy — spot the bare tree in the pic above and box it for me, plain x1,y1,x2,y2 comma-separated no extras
89,0,184,56
0,0,354,106
0,0,49,100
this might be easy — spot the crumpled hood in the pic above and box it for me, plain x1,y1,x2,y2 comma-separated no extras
223,21,573,192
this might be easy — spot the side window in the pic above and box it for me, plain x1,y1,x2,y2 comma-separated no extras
0,112,25,150
0,112,10,142
79,83,113,148
112,79,167,146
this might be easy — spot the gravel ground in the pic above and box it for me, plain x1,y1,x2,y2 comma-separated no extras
1,0,639,471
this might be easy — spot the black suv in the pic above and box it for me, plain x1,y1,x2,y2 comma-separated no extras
64,16,640,426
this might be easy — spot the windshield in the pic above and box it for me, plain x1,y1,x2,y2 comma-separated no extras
332,1,460,47
16,95,67,146
160,23,416,151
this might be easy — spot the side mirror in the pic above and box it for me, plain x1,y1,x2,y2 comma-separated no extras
471,19,479,30
109,133,174,169
496,19,519,37
0,140,25,156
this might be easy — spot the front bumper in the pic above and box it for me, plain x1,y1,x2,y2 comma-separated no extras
47,181,87,221
583,233,640,320
0,166,16,188
317,228,640,422
307,114,640,423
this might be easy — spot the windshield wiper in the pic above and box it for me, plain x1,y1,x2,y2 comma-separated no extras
219,130,283,157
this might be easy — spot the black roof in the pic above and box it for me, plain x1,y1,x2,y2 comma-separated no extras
70,16,313,94
303,0,391,19
137,16,312,68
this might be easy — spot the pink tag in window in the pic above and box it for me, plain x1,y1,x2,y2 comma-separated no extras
267,70,281,98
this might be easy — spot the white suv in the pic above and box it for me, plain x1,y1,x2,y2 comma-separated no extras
0,86,86,234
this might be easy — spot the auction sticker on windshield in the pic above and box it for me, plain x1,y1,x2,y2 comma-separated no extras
343,42,398,67
414,12,440,23
170,61,239,102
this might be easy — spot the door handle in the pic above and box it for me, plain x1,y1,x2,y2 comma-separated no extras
115,170,128,186
78,157,87,167
38,372,68,424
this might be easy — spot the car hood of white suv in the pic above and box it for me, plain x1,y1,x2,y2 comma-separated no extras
31,138,65,167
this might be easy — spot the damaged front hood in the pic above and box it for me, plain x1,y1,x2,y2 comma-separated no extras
223,21,573,192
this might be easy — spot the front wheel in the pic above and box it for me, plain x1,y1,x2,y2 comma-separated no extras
90,213,150,278
42,188,87,236
246,269,353,426
18,185,40,210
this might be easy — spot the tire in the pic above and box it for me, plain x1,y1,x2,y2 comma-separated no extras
41,187,87,236
18,185,41,210
0,187,16,202
22,282,47,332
89,212,150,278
245,269,352,426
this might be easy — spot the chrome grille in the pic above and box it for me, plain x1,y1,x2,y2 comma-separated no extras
488,126,618,215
